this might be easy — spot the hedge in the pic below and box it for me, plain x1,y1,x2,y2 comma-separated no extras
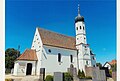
45,75,53,81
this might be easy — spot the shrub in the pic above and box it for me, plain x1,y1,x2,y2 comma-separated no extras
85,76,92,79
81,70,85,78
45,75,53,81
5,68,11,74
109,69,112,76
64,72,73,81
78,69,85,79
5,78,13,81
78,69,81,78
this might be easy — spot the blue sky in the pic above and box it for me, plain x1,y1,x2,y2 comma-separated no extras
6,0,116,64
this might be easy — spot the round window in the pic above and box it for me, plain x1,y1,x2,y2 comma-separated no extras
48,49,51,53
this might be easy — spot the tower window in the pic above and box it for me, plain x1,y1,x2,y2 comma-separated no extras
86,61,88,65
76,27,78,30
58,53,61,62
83,26,84,30
80,26,81,29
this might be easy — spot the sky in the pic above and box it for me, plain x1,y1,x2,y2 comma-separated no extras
5,0,116,65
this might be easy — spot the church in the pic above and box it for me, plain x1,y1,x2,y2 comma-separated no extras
13,5,96,76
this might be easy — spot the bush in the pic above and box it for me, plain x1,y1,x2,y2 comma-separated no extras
5,68,11,74
81,70,85,78
85,76,92,79
78,69,85,79
5,78,13,81
45,75,53,81
109,69,112,76
78,69,81,78
64,72,73,81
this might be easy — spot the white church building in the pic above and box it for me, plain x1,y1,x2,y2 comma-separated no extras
13,5,96,76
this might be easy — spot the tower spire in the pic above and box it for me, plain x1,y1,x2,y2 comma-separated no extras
78,4,80,16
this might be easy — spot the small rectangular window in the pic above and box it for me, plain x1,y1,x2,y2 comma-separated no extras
58,53,61,62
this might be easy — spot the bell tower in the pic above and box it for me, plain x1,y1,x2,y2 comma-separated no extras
75,4,87,46
75,4,93,73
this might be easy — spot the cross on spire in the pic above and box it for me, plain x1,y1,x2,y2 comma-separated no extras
78,4,80,16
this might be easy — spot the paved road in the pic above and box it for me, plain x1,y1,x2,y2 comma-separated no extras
5,74,39,81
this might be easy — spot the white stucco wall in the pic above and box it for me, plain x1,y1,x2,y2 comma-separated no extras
31,28,43,75
91,55,96,67
41,45,77,75
76,44,93,73
29,27,97,75
13,60,36,76
75,20,96,73
75,22,87,44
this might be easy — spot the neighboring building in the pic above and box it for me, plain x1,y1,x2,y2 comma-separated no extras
13,5,96,76
103,60,117,70
100,67,111,77
103,62,111,70
109,60,116,65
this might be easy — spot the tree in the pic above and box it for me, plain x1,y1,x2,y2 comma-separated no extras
5,48,20,73
96,62,102,68
111,64,117,72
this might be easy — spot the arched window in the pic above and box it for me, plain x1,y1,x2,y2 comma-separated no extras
58,53,61,62
70,55,73,63
80,26,81,29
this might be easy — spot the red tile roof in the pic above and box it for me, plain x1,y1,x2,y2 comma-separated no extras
17,49,38,61
38,28,76,50
109,60,116,65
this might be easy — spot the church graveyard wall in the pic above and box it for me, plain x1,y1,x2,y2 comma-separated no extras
85,67,106,81
54,72,64,81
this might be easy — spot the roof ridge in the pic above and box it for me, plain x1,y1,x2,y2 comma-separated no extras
37,27,75,39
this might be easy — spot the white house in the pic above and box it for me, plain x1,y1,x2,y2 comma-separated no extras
103,62,111,70
13,5,96,76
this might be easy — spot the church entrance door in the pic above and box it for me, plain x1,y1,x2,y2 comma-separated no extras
26,63,32,75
